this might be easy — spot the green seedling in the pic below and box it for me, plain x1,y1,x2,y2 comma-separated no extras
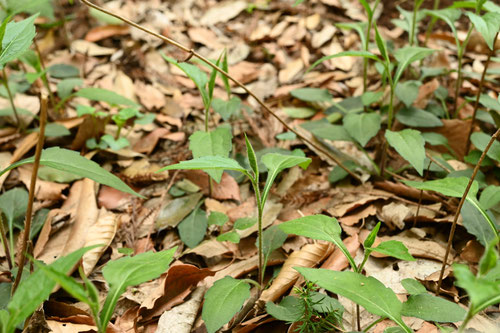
36,248,176,333
158,135,310,332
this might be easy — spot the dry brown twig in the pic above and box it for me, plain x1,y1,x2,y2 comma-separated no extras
12,94,48,293
79,0,361,182
436,128,500,295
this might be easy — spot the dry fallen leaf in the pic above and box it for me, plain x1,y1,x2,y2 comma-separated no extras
259,242,334,303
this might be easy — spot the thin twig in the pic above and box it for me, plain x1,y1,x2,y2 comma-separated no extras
465,31,499,154
436,128,500,295
426,152,452,173
12,94,48,294
79,0,361,182
413,161,432,228
0,212,12,269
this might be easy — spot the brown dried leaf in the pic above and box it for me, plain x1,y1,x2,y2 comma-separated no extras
18,165,68,201
320,234,360,271
82,208,118,275
259,242,334,303
85,25,130,42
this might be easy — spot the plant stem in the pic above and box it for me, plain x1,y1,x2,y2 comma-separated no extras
453,26,473,118
436,128,500,295
362,0,380,95
410,0,421,46
2,67,21,129
424,0,441,46
34,39,56,112
0,212,12,270
79,0,362,183
458,308,474,333
12,94,47,294
380,73,395,176
465,31,499,154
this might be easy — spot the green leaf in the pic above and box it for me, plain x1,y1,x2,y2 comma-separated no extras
328,160,358,184
202,276,250,333
402,293,466,322
163,54,209,108
295,268,408,330
100,248,176,328
308,51,380,73
0,147,141,197
404,177,479,198
279,215,356,270
57,78,83,100
245,133,259,177
358,0,373,18
422,132,449,146
361,91,383,106
158,156,248,175
343,112,381,146
396,107,443,128
208,211,228,226
75,87,138,107
283,107,316,119
178,207,207,248
266,296,303,322
466,12,500,51
217,231,240,243
385,129,426,176
100,135,130,150
0,14,38,68
395,81,421,107
425,8,461,45
221,49,231,96
31,123,70,137
479,94,500,111
401,278,426,295
7,0,53,18
454,262,500,317
309,123,353,142
461,200,498,247
290,88,332,102
480,185,500,210
261,153,311,204
364,222,381,249
0,187,28,230
374,25,390,64
234,217,257,230
259,224,287,264
471,131,500,163
189,128,233,183
6,246,93,333
394,47,435,85
156,193,203,230
212,97,241,121
371,240,415,261
48,64,80,78
336,22,368,52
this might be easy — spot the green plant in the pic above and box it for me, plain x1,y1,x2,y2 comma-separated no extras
266,281,344,333
35,248,176,333
277,215,468,332
158,136,310,332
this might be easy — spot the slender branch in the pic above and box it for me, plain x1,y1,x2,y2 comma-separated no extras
79,0,361,182
453,26,473,117
0,212,12,269
12,94,48,293
465,31,499,154
436,128,500,295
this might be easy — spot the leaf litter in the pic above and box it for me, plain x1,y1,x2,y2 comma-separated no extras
0,0,499,332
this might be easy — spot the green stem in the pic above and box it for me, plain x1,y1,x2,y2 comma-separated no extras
363,0,380,94
249,177,264,287
458,307,474,333
453,26,473,118
2,67,21,129
424,0,441,46
363,317,384,332
0,211,12,270
410,0,421,46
